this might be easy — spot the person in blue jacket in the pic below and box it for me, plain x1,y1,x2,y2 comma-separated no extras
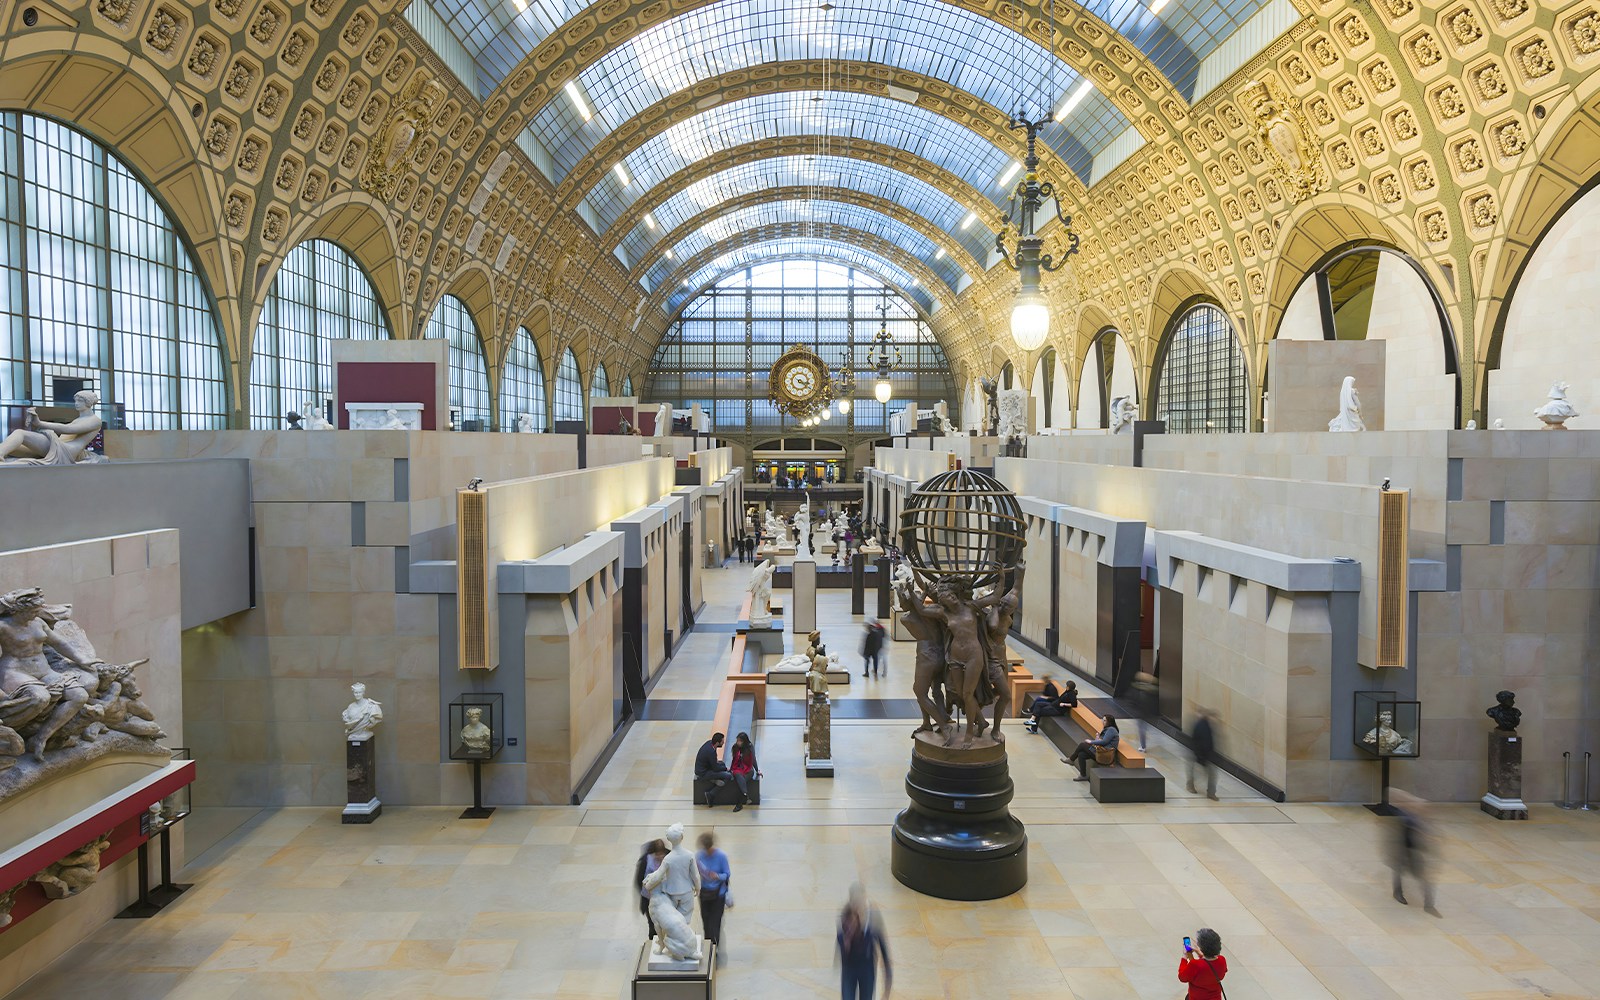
836,883,892,999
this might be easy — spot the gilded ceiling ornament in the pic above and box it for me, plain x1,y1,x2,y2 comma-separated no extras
342,12,371,45
1493,120,1528,156
1307,97,1335,127
1469,193,1498,229
212,0,239,18
1517,40,1555,79
1335,80,1365,110
1410,32,1443,67
1366,61,1398,92
1389,109,1419,142
145,6,181,51
1570,13,1600,55
1448,9,1483,45
203,119,233,155
385,54,412,83
236,136,264,171
1455,138,1485,172
1243,189,1262,213
318,122,343,156
1331,141,1356,171
187,35,219,76
1376,173,1402,204
1474,63,1508,100
365,35,391,64
1248,272,1265,296
1242,79,1329,205
1421,211,1449,243
1381,0,1416,15
1488,0,1528,17
1220,104,1244,130
97,0,135,24
363,74,447,200
274,156,300,192
256,82,284,118
292,107,319,141
1311,37,1338,67
340,138,363,169
248,3,280,44
223,61,254,99
263,208,285,242
1338,15,1371,46
1434,84,1467,119
224,193,248,229
1407,158,1436,191
1357,126,1385,157
1284,56,1311,85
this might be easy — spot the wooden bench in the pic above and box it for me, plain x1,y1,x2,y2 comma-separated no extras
1034,705,1147,769
693,633,767,806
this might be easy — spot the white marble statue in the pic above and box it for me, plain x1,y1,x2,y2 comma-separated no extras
1328,376,1366,432
1466,419,1477,430
302,399,334,430
1109,396,1137,435
764,510,790,548
654,402,671,437
748,559,775,628
1492,418,1505,430
890,561,915,613
795,495,813,559
0,390,106,467
773,630,822,671
459,706,491,754
1534,381,1578,429
515,412,536,433
341,682,384,740
996,389,1027,441
1361,709,1415,756
641,823,702,962
375,408,409,430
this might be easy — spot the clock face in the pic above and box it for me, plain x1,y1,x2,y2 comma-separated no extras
782,361,818,400
768,346,831,411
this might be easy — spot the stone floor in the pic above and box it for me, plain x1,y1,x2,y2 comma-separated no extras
9,563,1600,999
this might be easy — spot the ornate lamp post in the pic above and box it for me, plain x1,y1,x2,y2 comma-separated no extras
994,113,1080,352
864,304,901,403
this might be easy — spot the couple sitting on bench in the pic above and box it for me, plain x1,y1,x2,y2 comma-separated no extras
1023,677,1078,733
1062,714,1120,781
695,731,761,811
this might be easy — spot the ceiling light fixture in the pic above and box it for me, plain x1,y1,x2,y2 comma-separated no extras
613,163,631,186
995,114,1081,352
960,212,977,230
864,298,901,405
1054,79,1094,121
644,212,657,230
935,247,946,260
564,81,592,122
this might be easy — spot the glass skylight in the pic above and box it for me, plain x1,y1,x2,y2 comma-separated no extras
668,240,936,314
615,155,993,267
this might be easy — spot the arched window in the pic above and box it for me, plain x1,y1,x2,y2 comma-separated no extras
1000,361,1014,389
423,295,490,430
251,239,388,427
500,326,547,432
0,112,227,428
591,362,610,398
1154,303,1248,433
554,348,583,422
1035,349,1056,428
623,374,634,396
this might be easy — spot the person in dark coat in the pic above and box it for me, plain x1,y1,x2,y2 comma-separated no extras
836,883,892,999
1024,678,1077,732
696,732,729,806
1391,798,1439,915
1187,708,1218,800
634,838,667,939
861,619,886,678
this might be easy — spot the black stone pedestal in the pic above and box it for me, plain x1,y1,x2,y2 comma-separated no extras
343,735,381,824
1482,731,1528,820
891,733,1027,900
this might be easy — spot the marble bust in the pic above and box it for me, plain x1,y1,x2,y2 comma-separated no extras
1486,690,1521,732
1362,709,1414,755
515,412,535,433
1328,376,1365,432
1534,381,1577,429
0,389,106,466
341,682,384,740
460,706,491,754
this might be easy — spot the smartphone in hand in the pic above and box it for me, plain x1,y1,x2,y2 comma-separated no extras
1183,936,1193,954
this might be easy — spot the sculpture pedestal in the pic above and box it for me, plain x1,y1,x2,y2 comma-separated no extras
1482,731,1528,820
791,558,817,634
342,734,381,824
633,941,714,999
891,733,1027,900
805,693,833,778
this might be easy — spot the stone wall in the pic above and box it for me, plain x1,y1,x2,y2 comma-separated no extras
1266,340,1387,432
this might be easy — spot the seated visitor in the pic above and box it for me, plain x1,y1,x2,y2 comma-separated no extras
1062,714,1119,780
1024,678,1078,732
727,731,761,813
695,731,730,805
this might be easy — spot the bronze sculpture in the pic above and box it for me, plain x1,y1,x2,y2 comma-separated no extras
1486,690,1521,732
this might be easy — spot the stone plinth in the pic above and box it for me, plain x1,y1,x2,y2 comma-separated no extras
805,693,832,777
791,558,817,633
343,734,380,823
1482,731,1528,820
633,940,715,999
891,732,1027,900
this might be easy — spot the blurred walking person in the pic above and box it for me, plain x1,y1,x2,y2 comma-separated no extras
1391,794,1439,916
696,832,732,962
861,619,886,679
837,882,892,999
1187,708,1218,800
633,838,667,940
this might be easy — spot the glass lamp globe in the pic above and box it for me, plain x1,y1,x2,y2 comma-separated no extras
1010,292,1050,352
822,402,832,418
836,398,852,415
874,378,894,403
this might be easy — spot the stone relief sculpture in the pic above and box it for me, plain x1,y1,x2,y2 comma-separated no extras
1534,382,1577,429
32,834,111,900
515,413,536,433
1243,77,1329,204
1109,396,1137,435
374,408,410,430
342,682,383,739
1328,376,1366,432
0,588,169,797
1486,690,1521,732
0,390,107,467
362,73,447,199
459,707,491,755
641,823,702,962
747,560,775,628
301,399,334,430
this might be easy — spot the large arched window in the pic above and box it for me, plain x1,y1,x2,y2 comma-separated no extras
645,261,956,434
1154,303,1249,433
0,112,227,428
591,362,610,398
1034,349,1056,428
554,348,583,422
251,239,388,427
623,374,634,396
423,295,490,430
500,326,547,431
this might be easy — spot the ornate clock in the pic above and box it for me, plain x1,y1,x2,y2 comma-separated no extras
767,345,834,418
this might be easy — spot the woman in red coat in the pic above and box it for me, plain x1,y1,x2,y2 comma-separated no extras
728,732,761,813
1178,927,1227,1000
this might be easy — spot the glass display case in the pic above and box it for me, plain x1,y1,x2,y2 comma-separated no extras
1354,693,1420,758
448,693,503,762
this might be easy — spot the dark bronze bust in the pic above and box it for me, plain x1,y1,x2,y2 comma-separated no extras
1486,690,1521,732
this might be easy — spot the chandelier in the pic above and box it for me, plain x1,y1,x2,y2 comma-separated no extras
994,113,1080,352
863,302,902,403
834,352,855,415
768,343,836,426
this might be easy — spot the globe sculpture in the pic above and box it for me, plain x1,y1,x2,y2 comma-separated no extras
897,469,1026,594
890,468,1028,901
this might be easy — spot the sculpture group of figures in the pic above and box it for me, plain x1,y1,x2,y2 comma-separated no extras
0,831,113,928
0,588,167,782
640,823,703,963
895,565,1024,747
